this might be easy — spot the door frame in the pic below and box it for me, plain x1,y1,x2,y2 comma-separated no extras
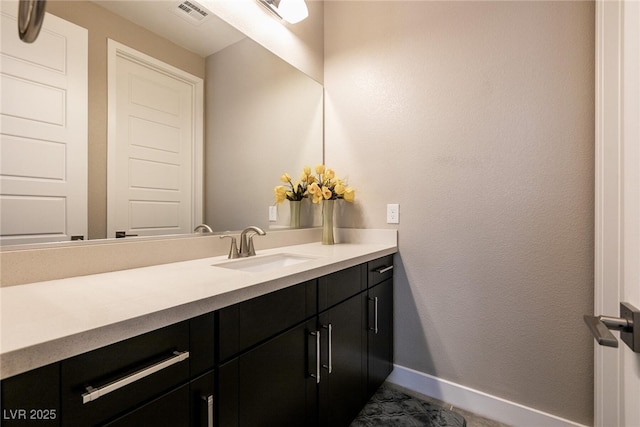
106,39,204,238
594,0,640,425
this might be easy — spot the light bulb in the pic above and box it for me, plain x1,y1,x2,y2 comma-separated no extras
277,0,308,24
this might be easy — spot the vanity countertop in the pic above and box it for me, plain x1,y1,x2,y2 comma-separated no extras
0,230,397,380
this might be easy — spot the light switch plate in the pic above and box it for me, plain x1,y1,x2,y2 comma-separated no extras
269,206,277,221
387,204,399,224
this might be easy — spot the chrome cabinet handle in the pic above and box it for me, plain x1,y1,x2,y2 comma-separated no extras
201,394,213,427
375,265,393,274
369,297,379,334
322,324,333,374
82,350,189,404
309,331,321,384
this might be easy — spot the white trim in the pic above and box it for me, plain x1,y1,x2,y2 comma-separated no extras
594,1,624,426
387,365,587,427
106,39,204,238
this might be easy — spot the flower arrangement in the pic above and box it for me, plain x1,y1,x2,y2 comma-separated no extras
274,168,309,204
274,165,355,204
308,164,355,204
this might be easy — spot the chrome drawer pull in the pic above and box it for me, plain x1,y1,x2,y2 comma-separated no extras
375,265,393,274
82,350,190,404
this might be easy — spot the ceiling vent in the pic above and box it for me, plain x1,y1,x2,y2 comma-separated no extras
172,0,211,25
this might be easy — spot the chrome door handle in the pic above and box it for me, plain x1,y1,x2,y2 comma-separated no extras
309,330,321,384
584,302,639,352
82,350,189,404
322,324,333,374
368,297,379,334
201,394,213,427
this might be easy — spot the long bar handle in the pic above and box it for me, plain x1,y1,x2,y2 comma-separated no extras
309,331,321,384
368,297,379,334
375,265,394,274
82,350,189,404
201,394,214,427
322,324,333,374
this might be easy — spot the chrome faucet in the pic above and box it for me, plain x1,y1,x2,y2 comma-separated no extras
193,224,213,233
219,226,266,259
239,226,266,257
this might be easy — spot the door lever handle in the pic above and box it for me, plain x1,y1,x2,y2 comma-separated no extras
584,302,639,353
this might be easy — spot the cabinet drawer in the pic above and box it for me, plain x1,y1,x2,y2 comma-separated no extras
103,384,189,427
61,321,190,426
367,255,394,287
217,280,316,362
318,265,365,312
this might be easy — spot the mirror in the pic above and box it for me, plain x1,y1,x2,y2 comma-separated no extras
0,0,323,246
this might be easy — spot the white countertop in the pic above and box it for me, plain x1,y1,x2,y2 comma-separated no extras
1,232,397,379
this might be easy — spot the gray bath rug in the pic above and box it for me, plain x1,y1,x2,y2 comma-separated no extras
351,385,467,427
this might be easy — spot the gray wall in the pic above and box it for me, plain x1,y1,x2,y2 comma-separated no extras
324,1,595,424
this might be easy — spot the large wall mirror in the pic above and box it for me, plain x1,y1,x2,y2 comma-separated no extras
0,0,323,247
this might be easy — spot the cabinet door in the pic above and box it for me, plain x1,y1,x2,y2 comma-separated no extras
318,293,367,427
218,320,318,427
1,363,60,426
367,278,394,397
189,371,215,427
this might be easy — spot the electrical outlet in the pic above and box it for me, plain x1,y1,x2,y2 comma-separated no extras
387,204,399,224
269,206,277,221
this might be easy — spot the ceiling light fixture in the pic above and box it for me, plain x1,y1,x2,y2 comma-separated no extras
258,0,309,24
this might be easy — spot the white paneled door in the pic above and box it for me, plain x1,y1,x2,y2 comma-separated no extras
107,41,203,239
594,1,640,426
0,5,88,245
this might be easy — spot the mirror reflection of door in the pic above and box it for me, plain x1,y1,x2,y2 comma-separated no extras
0,8,88,246
107,40,203,239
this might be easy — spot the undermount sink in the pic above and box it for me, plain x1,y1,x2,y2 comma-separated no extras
212,253,317,273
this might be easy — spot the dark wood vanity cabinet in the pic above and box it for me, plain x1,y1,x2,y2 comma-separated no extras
0,256,394,427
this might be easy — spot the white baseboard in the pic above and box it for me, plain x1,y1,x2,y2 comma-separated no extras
387,365,587,427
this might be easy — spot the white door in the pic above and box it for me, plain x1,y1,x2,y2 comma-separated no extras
0,4,87,245
594,1,640,426
107,40,203,239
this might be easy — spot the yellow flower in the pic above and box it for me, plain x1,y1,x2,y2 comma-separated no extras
300,172,308,182
334,183,346,195
274,185,287,204
312,193,323,204
324,168,335,180
307,175,317,184
322,186,332,200
308,182,320,195
315,164,325,175
280,173,291,183
303,166,311,176
343,187,355,202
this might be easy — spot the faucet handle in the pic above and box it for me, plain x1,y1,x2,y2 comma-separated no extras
247,233,257,256
220,235,239,259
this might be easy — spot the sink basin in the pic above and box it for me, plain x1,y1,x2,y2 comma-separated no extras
212,253,317,273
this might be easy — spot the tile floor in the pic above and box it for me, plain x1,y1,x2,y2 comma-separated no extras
388,383,512,427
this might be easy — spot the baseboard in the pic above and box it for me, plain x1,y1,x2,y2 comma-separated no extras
387,365,587,427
